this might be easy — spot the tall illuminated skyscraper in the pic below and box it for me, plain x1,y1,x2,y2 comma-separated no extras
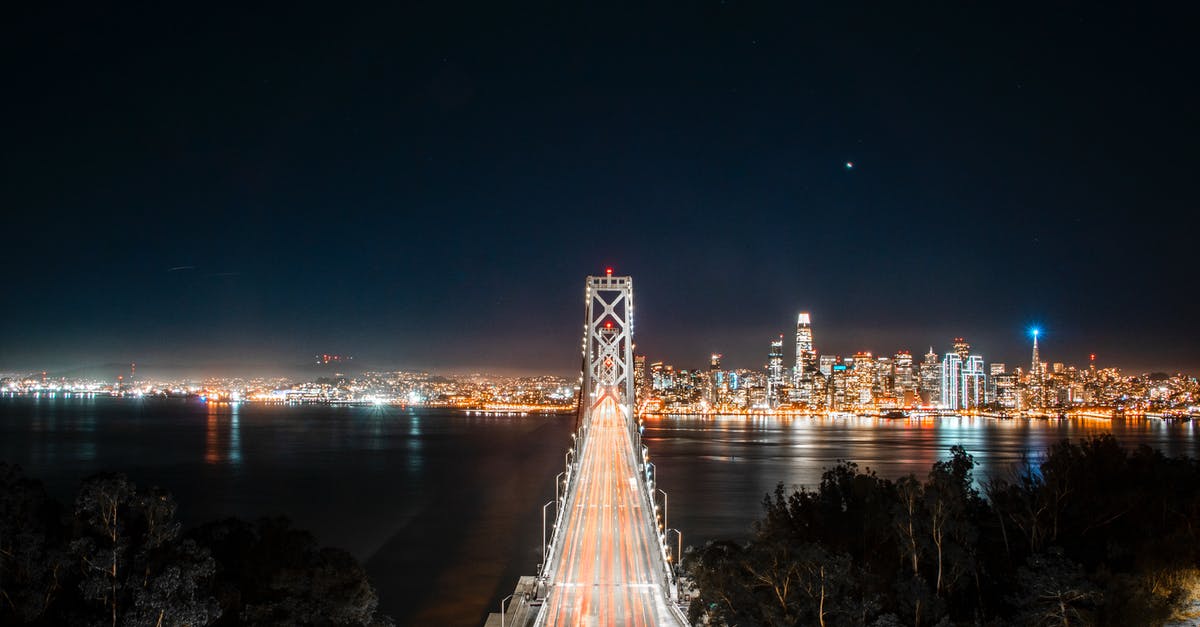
894,350,915,401
1031,329,1041,375
1028,328,1044,409
953,337,971,361
707,353,723,405
963,355,986,408
941,343,986,411
941,352,963,410
767,336,785,406
633,354,647,403
793,313,815,382
920,348,941,405
852,352,875,406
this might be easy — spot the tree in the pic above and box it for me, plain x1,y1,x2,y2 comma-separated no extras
70,473,219,627
191,517,391,626
922,446,981,599
0,464,66,623
1011,549,1099,627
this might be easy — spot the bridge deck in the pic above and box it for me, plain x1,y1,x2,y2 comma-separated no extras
535,395,683,626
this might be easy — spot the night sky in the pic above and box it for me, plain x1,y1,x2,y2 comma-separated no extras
3,2,1197,375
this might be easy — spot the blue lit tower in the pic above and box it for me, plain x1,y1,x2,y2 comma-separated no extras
1031,328,1041,375
1029,328,1043,408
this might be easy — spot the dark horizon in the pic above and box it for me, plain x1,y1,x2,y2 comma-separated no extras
4,3,1197,375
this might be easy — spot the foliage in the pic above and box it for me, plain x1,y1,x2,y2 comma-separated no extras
687,436,1200,626
0,463,67,623
0,465,393,626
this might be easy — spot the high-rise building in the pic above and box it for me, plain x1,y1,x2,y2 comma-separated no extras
793,313,816,394
707,353,723,405
953,337,971,361
941,352,963,410
942,348,986,411
873,355,894,403
819,355,837,377
897,348,912,403
634,354,647,403
993,373,1018,408
650,362,666,391
963,355,986,408
1028,329,1044,408
988,363,1005,399
893,351,915,398
851,351,875,407
1031,330,1041,375
767,336,785,406
920,347,941,405
829,363,850,411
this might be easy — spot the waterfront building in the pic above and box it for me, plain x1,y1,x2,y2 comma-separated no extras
954,337,971,361
920,348,941,405
894,351,916,401
941,352,963,410
634,354,647,403
829,363,850,410
1027,330,1044,408
851,352,875,407
873,355,894,405
892,348,916,403
941,348,986,411
993,372,1018,408
793,313,817,401
963,355,986,408
819,355,837,377
707,353,722,405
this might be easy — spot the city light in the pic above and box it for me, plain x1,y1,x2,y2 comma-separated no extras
629,312,1198,419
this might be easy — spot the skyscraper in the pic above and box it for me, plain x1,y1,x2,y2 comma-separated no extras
633,354,647,403
894,351,915,403
953,337,971,361
767,336,785,406
941,352,963,410
852,351,875,407
1031,329,1041,375
1028,329,1044,408
988,363,1006,400
793,313,816,387
707,353,723,405
963,355,986,408
920,347,941,405
942,342,986,411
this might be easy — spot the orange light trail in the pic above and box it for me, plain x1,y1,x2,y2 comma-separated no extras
539,393,678,625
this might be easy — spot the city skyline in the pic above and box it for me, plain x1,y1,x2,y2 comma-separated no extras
1,307,1195,378
4,3,1198,373
2,312,1194,380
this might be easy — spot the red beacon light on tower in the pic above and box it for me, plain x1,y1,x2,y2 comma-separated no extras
605,267,613,277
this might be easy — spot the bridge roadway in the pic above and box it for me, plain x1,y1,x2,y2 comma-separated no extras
534,392,684,627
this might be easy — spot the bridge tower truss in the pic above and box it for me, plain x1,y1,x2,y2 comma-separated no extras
581,271,635,419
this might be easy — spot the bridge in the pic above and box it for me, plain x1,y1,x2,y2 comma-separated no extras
487,272,688,627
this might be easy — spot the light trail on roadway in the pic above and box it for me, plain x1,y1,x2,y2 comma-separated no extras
537,392,682,626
